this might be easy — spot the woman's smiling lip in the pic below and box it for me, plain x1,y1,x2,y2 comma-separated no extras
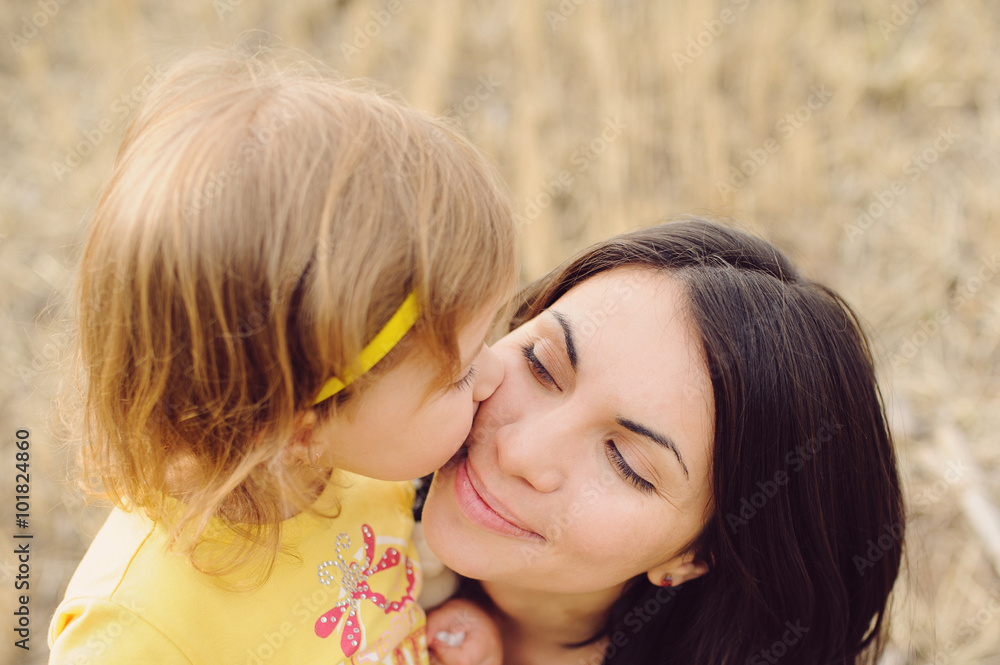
453,454,544,541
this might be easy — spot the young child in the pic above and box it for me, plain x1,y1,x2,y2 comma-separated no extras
48,48,515,665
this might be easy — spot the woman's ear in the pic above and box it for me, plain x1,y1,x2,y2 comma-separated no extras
646,555,710,588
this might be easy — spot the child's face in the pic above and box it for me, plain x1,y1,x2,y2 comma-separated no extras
312,307,503,481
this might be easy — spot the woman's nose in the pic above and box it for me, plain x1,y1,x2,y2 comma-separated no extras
471,344,504,403
494,416,563,494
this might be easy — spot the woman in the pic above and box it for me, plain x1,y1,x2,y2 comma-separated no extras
423,219,903,665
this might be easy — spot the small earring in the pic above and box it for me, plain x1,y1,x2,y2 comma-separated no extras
659,574,672,588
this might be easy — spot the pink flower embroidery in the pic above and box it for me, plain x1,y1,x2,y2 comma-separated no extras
314,524,418,656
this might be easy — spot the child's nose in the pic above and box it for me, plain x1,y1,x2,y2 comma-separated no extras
471,344,504,402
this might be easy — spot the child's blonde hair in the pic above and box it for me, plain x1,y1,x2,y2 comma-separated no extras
72,47,516,578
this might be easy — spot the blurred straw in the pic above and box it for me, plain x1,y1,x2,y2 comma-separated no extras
937,422,1000,580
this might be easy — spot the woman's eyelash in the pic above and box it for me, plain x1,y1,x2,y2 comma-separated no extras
520,340,652,493
520,343,559,389
606,441,655,494
454,365,477,390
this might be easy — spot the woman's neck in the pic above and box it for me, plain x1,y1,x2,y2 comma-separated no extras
481,580,623,665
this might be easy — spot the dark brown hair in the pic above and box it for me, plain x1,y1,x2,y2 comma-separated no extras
510,218,903,664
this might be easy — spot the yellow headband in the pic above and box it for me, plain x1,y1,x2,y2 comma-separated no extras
313,292,420,405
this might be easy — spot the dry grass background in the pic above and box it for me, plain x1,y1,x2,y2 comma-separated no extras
1,0,998,663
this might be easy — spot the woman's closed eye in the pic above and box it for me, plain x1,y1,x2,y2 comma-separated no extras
605,441,656,494
521,343,561,390
521,341,653,493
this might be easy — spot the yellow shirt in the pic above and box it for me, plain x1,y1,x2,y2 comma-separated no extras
48,473,429,665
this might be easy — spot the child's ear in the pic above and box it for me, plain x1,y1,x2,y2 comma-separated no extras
283,410,320,465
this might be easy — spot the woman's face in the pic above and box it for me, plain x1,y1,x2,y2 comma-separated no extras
422,268,715,594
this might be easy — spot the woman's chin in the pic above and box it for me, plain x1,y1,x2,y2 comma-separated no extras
423,463,492,579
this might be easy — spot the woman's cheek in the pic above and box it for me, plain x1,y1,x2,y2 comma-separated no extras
589,497,662,555
478,366,530,428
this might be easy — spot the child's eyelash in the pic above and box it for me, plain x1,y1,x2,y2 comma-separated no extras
606,441,655,494
520,343,559,389
454,365,477,390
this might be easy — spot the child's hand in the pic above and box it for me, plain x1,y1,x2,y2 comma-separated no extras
426,598,503,665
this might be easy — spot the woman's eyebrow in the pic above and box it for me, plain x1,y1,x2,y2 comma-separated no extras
549,310,578,370
616,417,690,480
